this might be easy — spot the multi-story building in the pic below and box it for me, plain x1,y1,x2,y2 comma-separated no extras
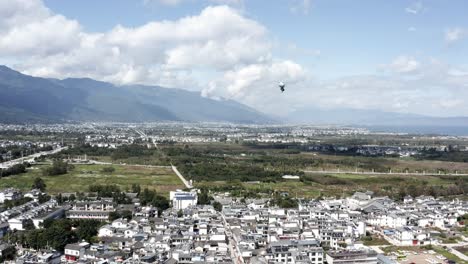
66,200,115,220
170,190,198,210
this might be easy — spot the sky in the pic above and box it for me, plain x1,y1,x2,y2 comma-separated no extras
1,0,467,117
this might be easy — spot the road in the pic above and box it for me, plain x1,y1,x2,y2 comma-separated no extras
171,165,192,189
221,213,243,264
128,131,193,188
303,169,468,177
443,242,468,261
0,146,68,169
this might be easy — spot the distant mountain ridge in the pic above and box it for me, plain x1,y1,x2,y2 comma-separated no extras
0,65,272,124
286,106,468,128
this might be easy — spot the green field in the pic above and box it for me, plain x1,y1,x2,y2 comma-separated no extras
195,171,467,199
13,142,466,199
0,164,183,194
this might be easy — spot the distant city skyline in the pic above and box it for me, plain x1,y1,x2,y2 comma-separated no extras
0,0,467,117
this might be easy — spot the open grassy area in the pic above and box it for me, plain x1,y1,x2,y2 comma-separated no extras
36,142,467,199
433,246,468,263
382,246,467,264
454,246,468,256
302,152,468,174
362,235,391,246
0,164,183,194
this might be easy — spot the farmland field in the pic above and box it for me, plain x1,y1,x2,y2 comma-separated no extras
0,164,183,194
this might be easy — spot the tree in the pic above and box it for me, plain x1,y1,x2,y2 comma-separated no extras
108,211,121,221
75,220,101,242
0,163,26,178
213,201,222,212
38,194,51,203
32,177,46,191
152,195,169,216
42,160,71,176
120,210,133,220
101,166,115,174
198,189,212,205
109,210,133,221
0,245,16,262
56,193,63,205
23,219,35,230
131,184,141,194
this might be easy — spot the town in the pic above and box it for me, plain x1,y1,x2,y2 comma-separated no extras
0,123,467,263
0,186,466,263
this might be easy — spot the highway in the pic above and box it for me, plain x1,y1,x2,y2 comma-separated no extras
0,146,68,169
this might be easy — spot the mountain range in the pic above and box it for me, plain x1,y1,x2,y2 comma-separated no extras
0,65,271,123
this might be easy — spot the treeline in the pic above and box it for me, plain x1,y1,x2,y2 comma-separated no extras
58,143,114,156
299,174,468,200
138,187,169,216
0,163,28,177
110,144,154,160
42,160,73,176
270,195,298,208
178,163,303,182
165,144,397,180
58,143,156,161
88,184,132,204
242,142,303,150
88,184,169,216
2,197,33,209
4,219,102,252
301,174,351,185
393,181,468,200
416,148,468,162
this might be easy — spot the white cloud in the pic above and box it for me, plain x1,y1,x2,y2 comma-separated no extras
210,0,243,5
290,0,312,15
408,27,416,32
405,1,424,14
204,61,306,99
143,0,184,6
286,43,321,57
445,27,465,43
383,56,421,74
143,0,243,6
0,0,49,31
0,2,276,89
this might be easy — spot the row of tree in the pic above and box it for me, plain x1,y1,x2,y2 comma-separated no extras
138,187,169,216
5,219,102,252
0,163,27,177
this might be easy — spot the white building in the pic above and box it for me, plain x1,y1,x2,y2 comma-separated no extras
0,188,22,203
170,190,198,210
326,250,378,264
